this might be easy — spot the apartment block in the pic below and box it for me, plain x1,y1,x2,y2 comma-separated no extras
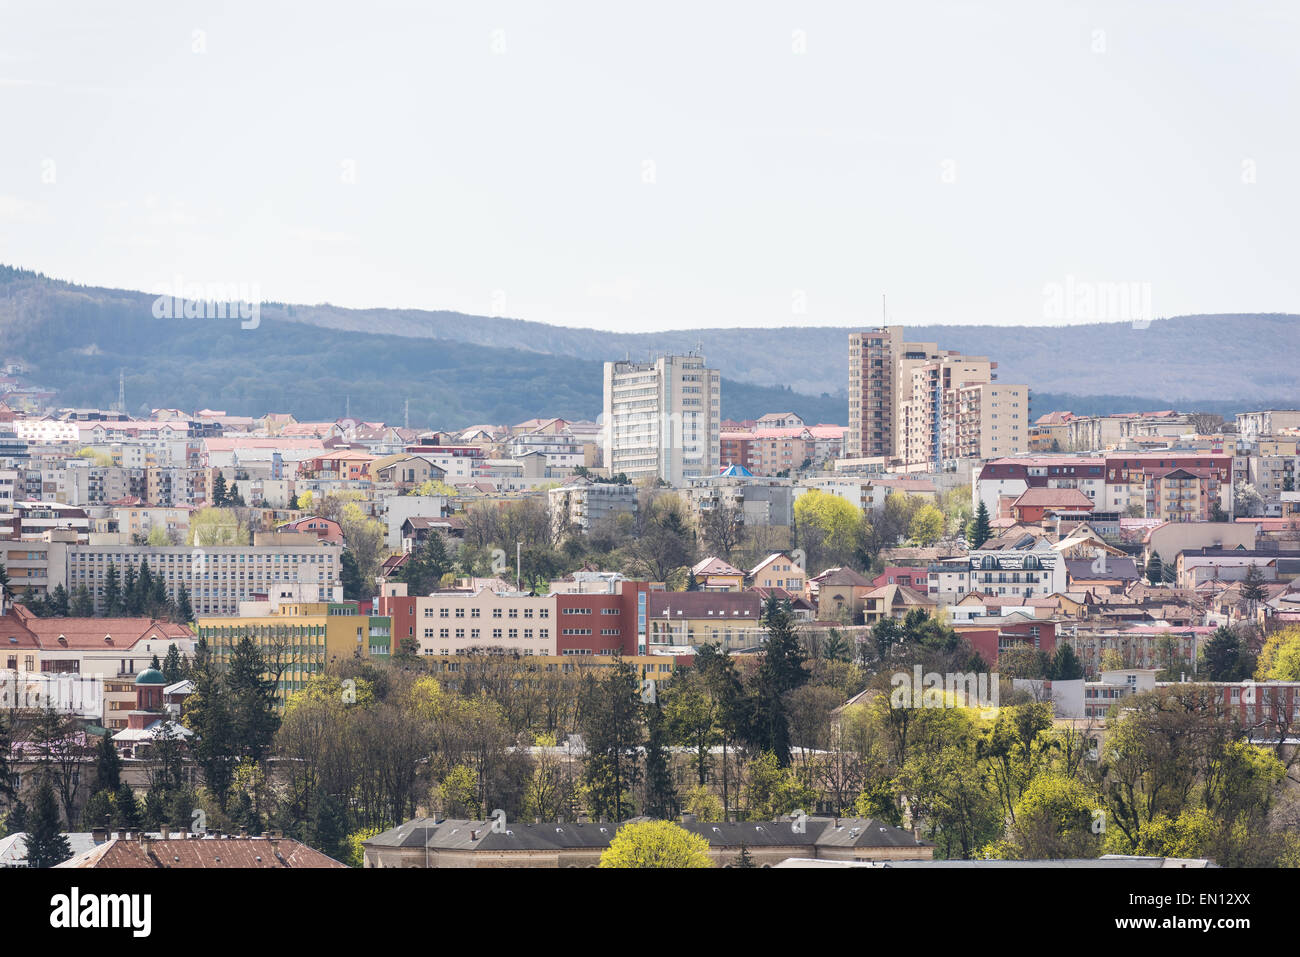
603,354,721,484
848,327,1027,467
65,541,342,616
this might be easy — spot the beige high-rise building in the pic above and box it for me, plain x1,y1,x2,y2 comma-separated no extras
848,327,1029,467
847,327,935,460
603,354,721,484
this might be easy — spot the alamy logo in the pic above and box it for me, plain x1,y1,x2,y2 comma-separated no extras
50,888,151,937
151,275,261,330
890,666,1000,717
1042,274,1152,329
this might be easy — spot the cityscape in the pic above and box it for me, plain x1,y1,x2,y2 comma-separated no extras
1,0,1292,938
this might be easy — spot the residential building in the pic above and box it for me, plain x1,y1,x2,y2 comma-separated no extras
603,354,721,484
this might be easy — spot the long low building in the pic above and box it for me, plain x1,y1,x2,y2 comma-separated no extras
363,816,934,868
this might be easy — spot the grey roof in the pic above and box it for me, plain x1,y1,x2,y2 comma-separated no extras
1065,557,1139,581
0,831,100,867
363,815,930,853
775,855,1214,868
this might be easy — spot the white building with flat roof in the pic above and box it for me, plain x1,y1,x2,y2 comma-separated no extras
603,354,720,485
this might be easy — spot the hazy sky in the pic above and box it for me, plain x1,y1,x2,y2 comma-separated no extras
2,1,1297,331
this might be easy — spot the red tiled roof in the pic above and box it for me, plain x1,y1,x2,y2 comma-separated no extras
1011,487,1095,509
59,836,345,868
20,616,193,650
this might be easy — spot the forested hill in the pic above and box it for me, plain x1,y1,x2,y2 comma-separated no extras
2,266,1296,426
0,267,842,427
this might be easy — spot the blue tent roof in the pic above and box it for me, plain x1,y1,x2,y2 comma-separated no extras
719,464,753,477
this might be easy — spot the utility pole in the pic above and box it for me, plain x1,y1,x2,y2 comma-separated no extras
516,542,522,591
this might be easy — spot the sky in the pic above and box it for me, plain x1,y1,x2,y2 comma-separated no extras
1,0,1298,332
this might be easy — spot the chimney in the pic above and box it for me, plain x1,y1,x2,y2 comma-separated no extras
91,828,108,843
681,812,696,824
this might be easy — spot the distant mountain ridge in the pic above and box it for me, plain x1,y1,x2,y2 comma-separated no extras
1,266,1296,428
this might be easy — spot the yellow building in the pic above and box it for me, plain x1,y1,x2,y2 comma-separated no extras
196,601,390,703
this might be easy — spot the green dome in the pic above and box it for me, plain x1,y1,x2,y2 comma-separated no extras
135,668,167,686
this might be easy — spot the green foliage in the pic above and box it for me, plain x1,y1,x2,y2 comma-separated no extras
599,820,713,868
968,500,991,548
740,751,817,820
682,785,724,821
1255,626,1300,681
908,504,945,547
438,765,480,818
26,781,71,867
343,826,385,868
581,659,644,821
1201,626,1253,681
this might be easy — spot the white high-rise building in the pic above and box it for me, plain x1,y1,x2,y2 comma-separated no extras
603,354,721,485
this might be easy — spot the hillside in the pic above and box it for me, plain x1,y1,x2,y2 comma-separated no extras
0,268,843,427
1,266,1296,425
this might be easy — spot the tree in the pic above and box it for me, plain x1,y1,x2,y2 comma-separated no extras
626,497,694,582
741,750,817,820
908,504,945,547
1239,563,1268,616
183,639,238,807
174,585,194,624
25,781,71,867
1233,480,1262,519
47,583,70,617
1186,412,1224,436
340,549,365,601
664,670,719,788
30,708,88,824
70,585,94,617
103,562,123,617
599,820,713,868
339,503,387,589
1201,626,1253,681
794,490,862,571
994,772,1102,860
750,596,808,766
581,659,644,821
211,472,228,507
699,505,744,561
968,501,992,548
187,507,248,546
80,789,114,830
1256,627,1300,682
123,562,139,615
226,637,282,764
114,783,143,829
397,533,452,596
1048,642,1085,681
642,699,677,820
92,733,122,793
733,843,756,867
162,644,186,684
3,801,27,837
0,715,14,807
